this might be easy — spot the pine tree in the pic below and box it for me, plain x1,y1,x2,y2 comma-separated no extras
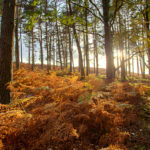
0,0,16,104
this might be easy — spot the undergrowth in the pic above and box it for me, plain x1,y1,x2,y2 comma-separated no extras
0,67,150,150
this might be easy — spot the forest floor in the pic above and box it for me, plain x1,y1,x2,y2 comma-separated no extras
0,64,150,150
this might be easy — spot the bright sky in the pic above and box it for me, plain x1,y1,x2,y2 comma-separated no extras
20,36,149,75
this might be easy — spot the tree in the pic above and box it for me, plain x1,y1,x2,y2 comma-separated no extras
68,0,85,79
0,0,16,104
102,0,115,80
143,0,150,74
15,0,20,70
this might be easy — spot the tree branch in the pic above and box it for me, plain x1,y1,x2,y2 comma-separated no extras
70,1,103,23
88,0,103,20
110,0,124,27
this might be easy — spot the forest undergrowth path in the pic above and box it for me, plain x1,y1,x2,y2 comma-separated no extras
0,69,150,150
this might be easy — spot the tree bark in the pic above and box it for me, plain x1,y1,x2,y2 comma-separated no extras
85,0,89,76
93,17,98,76
28,37,31,65
31,27,35,71
15,0,20,70
45,0,50,72
68,27,73,72
49,35,52,70
93,28,98,76
68,0,85,79
56,19,63,70
0,0,16,104
144,0,150,74
102,0,115,80
39,21,44,69
20,24,23,63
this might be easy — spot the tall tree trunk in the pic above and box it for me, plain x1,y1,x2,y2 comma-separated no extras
93,18,98,76
49,35,52,70
20,0,23,64
93,29,98,76
20,24,23,63
28,37,31,65
68,27,73,72
132,56,134,76
127,37,131,76
119,14,126,81
127,15,131,76
31,27,34,71
85,0,89,76
120,40,126,81
45,0,50,72
56,20,63,69
144,0,150,75
116,49,120,77
102,0,115,80
64,32,68,68
73,25,85,79
66,2,72,72
39,21,44,69
0,0,16,104
141,20,145,78
136,55,139,76
93,39,96,74
52,34,56,70
68,0,85,79
121,56,126,81
83,32,86,68
85,22,89,75
15,0,20,70
61,34,65,68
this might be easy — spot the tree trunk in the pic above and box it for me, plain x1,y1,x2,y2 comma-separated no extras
53,34,56,70
61,33,65,68
20,24,23,63
85,0,89,76
136,55,139,76
102,0,115,80
132,56,134,76
94,18,98,76
121,56,126,81
68,0,85,79
15,0,20,70
66,2,72,72
83,32,86,68
46,36,49,71
85,23,89,76
120,41,126,81
45,0,50,72
31,27,34,71
93,29,98,76
93,39,96,74
0,0,16,104
56,20,63,69
68,27,73,72
116,48,120,77
49,35,52,70
28,37,31,65
145,0,150,75
20,0,23,63
39,21,44,69
119,14,126,81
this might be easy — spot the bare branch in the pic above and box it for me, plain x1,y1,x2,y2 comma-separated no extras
88,0,103,20
70,1,103,23
110,0,124,27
